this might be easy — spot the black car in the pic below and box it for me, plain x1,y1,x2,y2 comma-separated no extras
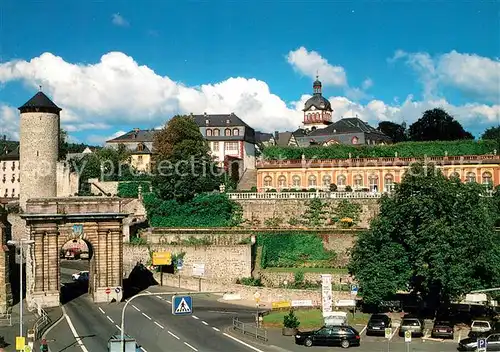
295,325,361,348
366,314,392,336
431,320,454,339
457,333,500,351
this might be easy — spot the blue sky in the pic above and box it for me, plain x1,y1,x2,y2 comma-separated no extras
0,0,499,144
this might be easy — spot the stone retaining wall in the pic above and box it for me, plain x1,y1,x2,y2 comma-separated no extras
260,271,351,287
152,272,352,304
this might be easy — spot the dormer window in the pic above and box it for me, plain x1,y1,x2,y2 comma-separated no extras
232,128,239,136
205,119,209,125
226,119,230,124
214,129,220,136
137,143,144,152
206,129,213,136
351,136,359,145
225,128,231,136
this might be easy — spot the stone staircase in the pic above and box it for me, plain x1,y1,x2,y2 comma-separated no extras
237,168,257,191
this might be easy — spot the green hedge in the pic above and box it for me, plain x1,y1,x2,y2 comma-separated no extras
117,181,151,198
262,140,497,160
143,192,243,228
257,232,336,268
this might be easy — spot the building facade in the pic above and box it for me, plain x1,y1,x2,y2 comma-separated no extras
106,113,257,172
256,155,499,192
0,146,20,199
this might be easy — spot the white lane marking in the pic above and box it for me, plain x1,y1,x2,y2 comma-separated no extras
62,305,90,352
223,333,265,352
140,347,147,352
166,300,172,303
192,315,199,320
208,310,238,314
154,321,164,329
360,325,367,335
156,295,163,299
115,324,121,331
168,331,180,340
142,312,152,320
145,290,151,293
184,342,198,351
132,304,140,311
98,307,105,314
212,327,220,332
202,321,209,325
107,316,114,323
43,311,66,352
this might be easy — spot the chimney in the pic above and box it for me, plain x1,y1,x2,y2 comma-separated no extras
133,128,139,132
204,112,207,116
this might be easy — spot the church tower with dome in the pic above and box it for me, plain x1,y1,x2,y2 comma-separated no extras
302,77,333,131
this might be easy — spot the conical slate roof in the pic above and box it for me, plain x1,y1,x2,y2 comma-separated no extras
18,91,61,113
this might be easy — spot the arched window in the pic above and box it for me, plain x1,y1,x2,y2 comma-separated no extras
214,129,220,136
322,175,331,187
368,174,379,192
354,174,363,187
308,175,317,187
232,128,239,136
292,175,301,187
337,174,346,186
351,136,359,145
224,128,231,136
384,174,394,192
278,175,287,188
482,171,492,187
137,143,144,151
466,172,476,183
264,176,272,187
449,171,460,179
206,129,212,136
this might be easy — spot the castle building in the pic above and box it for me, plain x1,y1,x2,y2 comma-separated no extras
0,145,20,199
106,113,257,173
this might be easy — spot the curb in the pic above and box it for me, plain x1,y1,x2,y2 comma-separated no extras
223,325,271,349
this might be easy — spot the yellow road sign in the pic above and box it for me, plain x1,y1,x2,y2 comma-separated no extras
15,336,25,350
271,300,291,309
384,328,392,339
152,252,172,266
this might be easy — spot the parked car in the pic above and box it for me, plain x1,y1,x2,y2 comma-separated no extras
431,320,454,339
366,314,392,336
72,271,89,283
458,332,500,351
471,320,492,333
295,325,361,348
399,316,425,337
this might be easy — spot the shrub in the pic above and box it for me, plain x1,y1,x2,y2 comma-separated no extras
117,181,151,198
283,310,300,329
237,277,263,286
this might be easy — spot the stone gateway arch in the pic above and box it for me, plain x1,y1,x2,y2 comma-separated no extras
21,198,128,308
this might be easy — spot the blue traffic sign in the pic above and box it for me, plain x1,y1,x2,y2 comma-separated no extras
351,284,358,295
477,338,487,351
172,295,192,316
176,259,183,270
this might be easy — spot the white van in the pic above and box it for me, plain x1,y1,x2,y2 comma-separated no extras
323,311,348,326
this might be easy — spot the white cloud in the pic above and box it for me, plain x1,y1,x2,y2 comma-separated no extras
286,47,347,86
0,105,19,140
86,130,128,146
111,13,129,27
391,50,500,104
362,78,373,90
0,50,498,145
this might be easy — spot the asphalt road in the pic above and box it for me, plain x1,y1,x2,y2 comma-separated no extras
45,261,270,352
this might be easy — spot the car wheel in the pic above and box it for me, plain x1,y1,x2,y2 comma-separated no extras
304,338,313,347
341,340,350,348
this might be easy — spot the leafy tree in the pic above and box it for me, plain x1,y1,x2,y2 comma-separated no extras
332,200,362,226
152,115,220,202
58,128,68,160
301,198,328,227
378,121,408,143
481,126,500,140
409,108,474,141
348,163,500,308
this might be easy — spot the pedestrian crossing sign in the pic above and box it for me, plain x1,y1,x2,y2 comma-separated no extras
172,295,193,316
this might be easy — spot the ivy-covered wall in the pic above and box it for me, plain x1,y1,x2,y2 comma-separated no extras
262,140,497,160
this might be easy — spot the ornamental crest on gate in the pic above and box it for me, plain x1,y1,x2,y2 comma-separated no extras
72,224,84,238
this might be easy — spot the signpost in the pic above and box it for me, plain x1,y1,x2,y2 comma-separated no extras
477,338,487,352
152,252,172,286
254,292,261,326
404,330,411,352
385,327,392,352
176,258,183,270
350,284,358,296
172,295,193,316
321,274,333,316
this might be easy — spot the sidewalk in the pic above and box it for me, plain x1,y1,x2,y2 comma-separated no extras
0,302,62,352
0,301,38,352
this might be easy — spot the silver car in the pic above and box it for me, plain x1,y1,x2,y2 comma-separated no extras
471,320,491,333
399,317,424,337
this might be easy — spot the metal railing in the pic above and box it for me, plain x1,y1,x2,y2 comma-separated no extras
232,317,268,341
228,191,383,200
33,305,51,340
0,313,12,326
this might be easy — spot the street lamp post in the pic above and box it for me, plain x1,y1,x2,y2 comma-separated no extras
7,238,35,340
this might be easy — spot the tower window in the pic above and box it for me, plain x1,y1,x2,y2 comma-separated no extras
37,151,39,157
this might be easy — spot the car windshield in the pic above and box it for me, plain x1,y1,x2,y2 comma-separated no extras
370,319,384,324
402,319,420,326
473,322,490,328
435,321,451,327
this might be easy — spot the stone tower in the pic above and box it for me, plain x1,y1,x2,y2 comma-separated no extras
18,91,61,211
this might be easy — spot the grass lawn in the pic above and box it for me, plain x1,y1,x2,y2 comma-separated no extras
263,267,349,275
262,309,370,329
